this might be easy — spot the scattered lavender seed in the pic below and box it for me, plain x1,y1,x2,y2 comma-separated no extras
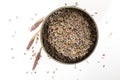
102,53,105,56
55,68,58,71
36,37,39,40
97,61,100,63
32,46,34,49
14,31,16,34
105,21,108,24
95,12,98,14
32,53,36,57
53,71,55,74
65,3,67,6
32,50,34,53
26,72,28,74
35,13,37,16
12,35,15,37
86,60,89,63
35,37,39,44
52,76,54,79
47,71,49,74
47,55,51,59
36,38,39,44
91,14,94,16
11,48,13,50
9,19,11,22
11,56,15,59
34,71,37,74
103,65,105,68
75,2,78,6
24,53,26,55
37,34,39,36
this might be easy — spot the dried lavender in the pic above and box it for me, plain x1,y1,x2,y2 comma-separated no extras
26,30,41,51
30,18,44,31
32,47,42,70
26,37,35,50
47,9,93,59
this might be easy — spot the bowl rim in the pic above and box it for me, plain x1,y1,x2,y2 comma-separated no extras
40,6,99,65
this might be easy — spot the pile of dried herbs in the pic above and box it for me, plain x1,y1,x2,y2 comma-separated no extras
42,7,97,63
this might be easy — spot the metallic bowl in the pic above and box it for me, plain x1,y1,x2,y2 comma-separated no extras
41,6,98,64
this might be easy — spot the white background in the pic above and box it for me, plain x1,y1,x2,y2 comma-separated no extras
0,0,120,80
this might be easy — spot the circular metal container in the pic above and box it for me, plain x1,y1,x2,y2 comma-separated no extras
41,6,98,64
